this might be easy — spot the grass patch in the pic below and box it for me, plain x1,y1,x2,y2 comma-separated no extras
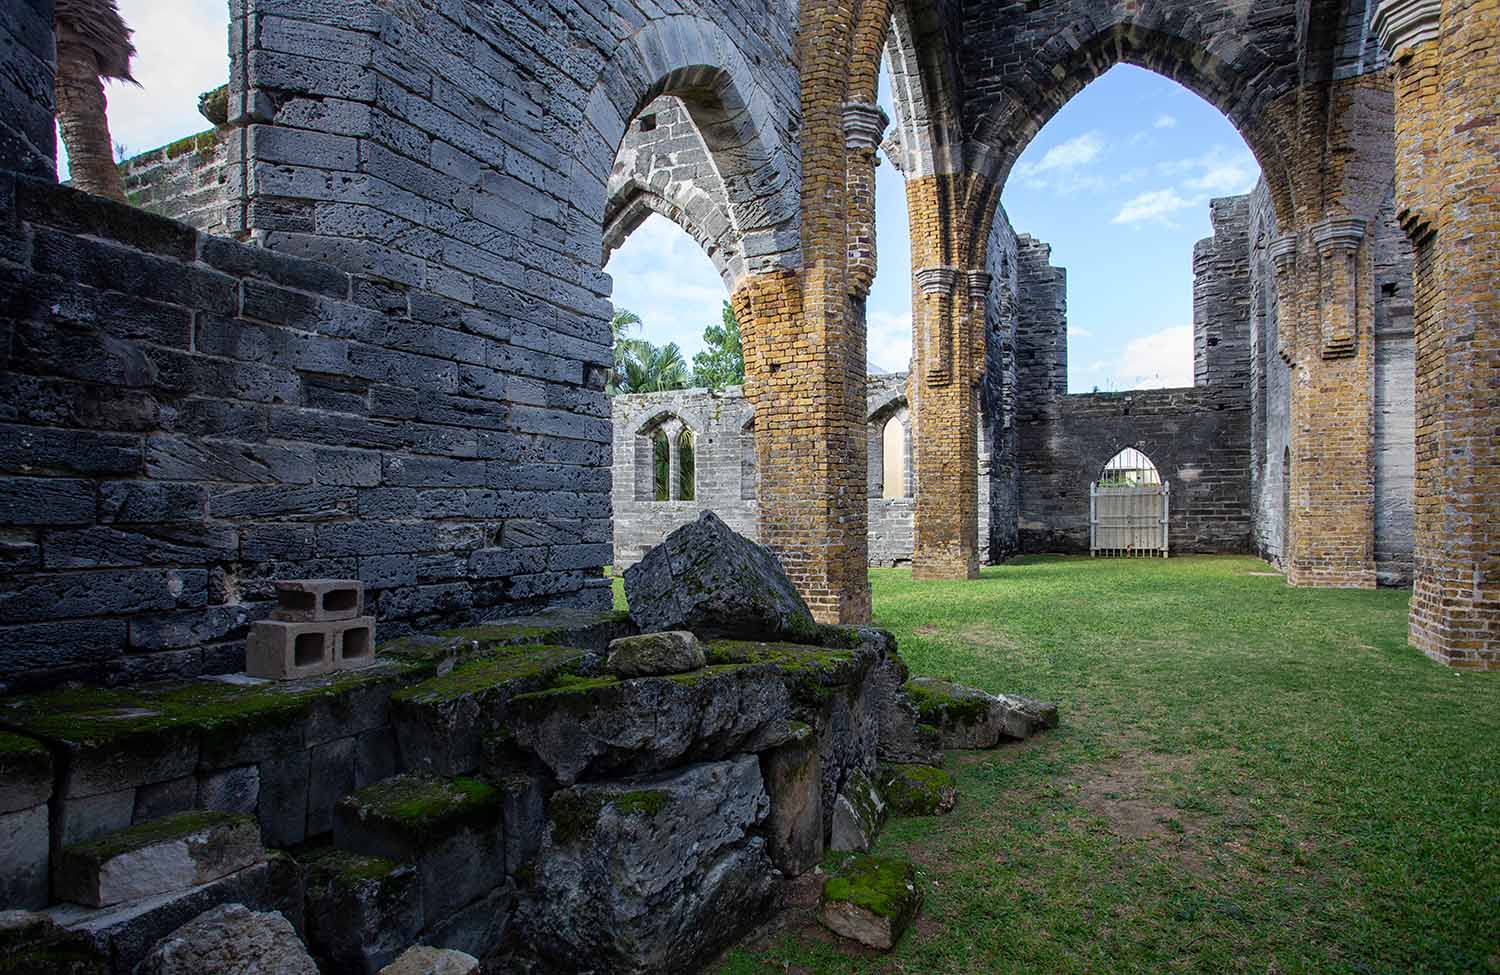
718,556,1499,974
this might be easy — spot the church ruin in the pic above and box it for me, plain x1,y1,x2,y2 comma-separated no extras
0,0,1494,970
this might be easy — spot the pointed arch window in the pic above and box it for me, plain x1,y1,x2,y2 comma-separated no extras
652,429,671,501
882,417,907,499
677,430,696,502
1098,448,1162,487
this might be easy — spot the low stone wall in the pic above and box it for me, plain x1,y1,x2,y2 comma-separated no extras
0,610,903,973
119,129,231,237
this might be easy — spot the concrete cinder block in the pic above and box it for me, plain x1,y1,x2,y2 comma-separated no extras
246,619,337,680
273,578,364,622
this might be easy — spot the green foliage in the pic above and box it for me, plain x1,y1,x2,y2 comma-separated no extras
609,308,692,395
692,301,745,390
717,556,1499,974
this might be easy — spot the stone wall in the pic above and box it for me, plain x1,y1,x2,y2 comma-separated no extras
1193,195,1252,391
0,174,612,693
983,205,1022,563
119,129,231,237
1247,181,1293,566
0,0,54,181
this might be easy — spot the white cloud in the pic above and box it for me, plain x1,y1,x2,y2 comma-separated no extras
1158,145,1260,197
605,215,728,359
1153,114,1179,129
867,311,913,375
1069,326,1094,339
1112,188,1193,224
1076,327,1194,391
63,1,230,177
1116,326,1195,389
1013,132,1107,191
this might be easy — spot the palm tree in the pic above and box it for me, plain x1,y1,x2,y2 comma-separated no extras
618,340,692,394
53,0,137,201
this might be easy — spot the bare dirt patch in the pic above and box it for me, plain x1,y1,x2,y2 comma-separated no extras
1068,750,1207,847
913,623,1022,652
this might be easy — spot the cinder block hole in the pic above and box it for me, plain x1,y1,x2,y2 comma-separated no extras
342,627,372,661
279,590,316,614
323,588,359,614
294,632,326,668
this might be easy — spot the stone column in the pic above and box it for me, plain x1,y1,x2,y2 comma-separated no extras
844,103,888,300
1267,235,1300,364
666,420,683,502
1376,0,1500,669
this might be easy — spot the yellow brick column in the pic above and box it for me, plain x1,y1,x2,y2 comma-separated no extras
1286,216,1378,589
1377,0,1500,668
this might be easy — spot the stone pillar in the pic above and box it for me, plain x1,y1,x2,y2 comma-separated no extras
1286,217,1378,591
666,420,683,502
1376,0,1500,669
1267,235,1300,364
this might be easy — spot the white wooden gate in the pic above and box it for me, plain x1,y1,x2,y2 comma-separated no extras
1090,483,1170,556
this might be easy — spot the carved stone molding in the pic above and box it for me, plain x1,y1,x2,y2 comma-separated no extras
842,102,890,151
1310,216,1367,257
1266,234,1299,271
1371,0,1442,55
915,266,961,296
964,271,992,302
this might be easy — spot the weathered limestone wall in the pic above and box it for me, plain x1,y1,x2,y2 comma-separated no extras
1193,195,1253,391
1248,181,1294,567
0,0,55,181
983,206,1022,563
0,175,614,693
119,129,231,237
610,387,758,569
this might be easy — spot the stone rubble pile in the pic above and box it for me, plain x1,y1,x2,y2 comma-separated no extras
0,512,1058,971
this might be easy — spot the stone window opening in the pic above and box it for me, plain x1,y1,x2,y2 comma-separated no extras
868,401,913,501
881,417,908,499
652,429,671,501
677,430,696,502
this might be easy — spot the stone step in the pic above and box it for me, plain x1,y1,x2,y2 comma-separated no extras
303,849,421,974
54,810,264,908
45,852,303,975
332,775,507,936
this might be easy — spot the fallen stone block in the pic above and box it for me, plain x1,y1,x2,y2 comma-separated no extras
378,946,479,975
419,879,514,961
334,775,505,929
604,630,705,677
624,511,818,642
903,677,1059,749
829,768,887,852
389,644,594,776
46,853,304,975
303,850,421,975
526,756,776,974
507,663,791,785
878,764,958,816
135,902,317,975
818,855,922,951
759,722,823,876
55,811,264,908
273,579,364,623
0,909,107,974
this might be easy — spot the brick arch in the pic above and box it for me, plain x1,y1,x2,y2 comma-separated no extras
602,176,741,288
963,19,1302,238
577,16,801,277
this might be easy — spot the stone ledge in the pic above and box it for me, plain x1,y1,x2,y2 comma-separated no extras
54,811,263,908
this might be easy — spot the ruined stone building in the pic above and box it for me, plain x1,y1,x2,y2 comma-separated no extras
0,0,1494,969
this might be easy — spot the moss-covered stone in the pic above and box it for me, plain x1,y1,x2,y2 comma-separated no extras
197,85,228,126
818,854,922,950
0,731,52,806
389,645,589,707
704,640,864,709
59,810,247,864
902,679,992,728
338,774,502,842
381,610,632,667
878,764,958,816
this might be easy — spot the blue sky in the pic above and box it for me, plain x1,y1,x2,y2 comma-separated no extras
81,9,1260,392
611,64,1262,391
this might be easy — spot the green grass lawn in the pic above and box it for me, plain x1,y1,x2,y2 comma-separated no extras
695,555,1498,975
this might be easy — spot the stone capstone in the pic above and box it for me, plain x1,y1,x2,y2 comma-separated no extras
507,664,792,786
54,811,264,908
604,631,706,677
135,903,318,975
623,511,818,643
818,855,922,951
377,946,480,975
829,768,887,852
878,764,958,816
903,678,1058,749
525,756,778,974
